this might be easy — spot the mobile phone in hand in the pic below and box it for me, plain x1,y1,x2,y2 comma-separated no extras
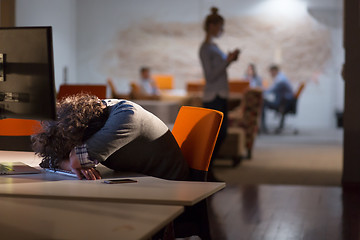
103,179,137,184
234,49,241,60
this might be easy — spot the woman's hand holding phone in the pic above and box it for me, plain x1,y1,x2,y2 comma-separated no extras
227,48,241,63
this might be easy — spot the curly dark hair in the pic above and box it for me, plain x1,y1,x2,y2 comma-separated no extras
31,93,109,168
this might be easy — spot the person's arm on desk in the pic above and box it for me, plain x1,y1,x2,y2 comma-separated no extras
70,148,101,180
59,148,101,180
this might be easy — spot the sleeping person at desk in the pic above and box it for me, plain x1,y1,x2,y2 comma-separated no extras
31,93,189,181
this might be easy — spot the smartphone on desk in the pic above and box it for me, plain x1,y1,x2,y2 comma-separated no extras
103,179,137,184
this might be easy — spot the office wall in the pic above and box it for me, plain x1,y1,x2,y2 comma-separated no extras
76,0,343,129
14,0,343,129
15,0,77,91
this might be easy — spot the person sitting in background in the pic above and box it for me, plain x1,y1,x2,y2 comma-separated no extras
107,69,160,100
244,63,262,88
31,93,189,181
261,64,294,133
139,66,160,97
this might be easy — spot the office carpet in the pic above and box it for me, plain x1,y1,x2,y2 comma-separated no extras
214,128,343,186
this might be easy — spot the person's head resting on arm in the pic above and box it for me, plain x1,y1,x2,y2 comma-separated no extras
31,94,108,179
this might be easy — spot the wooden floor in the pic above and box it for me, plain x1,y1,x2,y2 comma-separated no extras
208,184,360,240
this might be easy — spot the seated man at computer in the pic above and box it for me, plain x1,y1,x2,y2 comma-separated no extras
31,93,189,181
261,64,294,133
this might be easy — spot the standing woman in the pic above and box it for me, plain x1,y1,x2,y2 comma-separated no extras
199,7,240,181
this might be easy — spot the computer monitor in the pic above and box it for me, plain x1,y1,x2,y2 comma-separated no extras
0,26,56,120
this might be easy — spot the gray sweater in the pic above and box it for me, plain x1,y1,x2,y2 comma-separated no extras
199,42,229,102
86,99,189,180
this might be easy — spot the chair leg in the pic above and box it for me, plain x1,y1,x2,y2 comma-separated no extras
279,113,285,129
196,200,212,240
152,222,175,240
275,113,286,134
232,156,242,167
174,200,212,239
247,149,252,159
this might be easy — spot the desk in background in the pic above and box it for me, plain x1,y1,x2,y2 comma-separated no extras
133,100,181,124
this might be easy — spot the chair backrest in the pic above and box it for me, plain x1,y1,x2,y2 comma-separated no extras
107,78,117,98
129,82,142,99
186,81,205,93
0,119,42,136
229,80,250,93
57,84,107,100
152,74,173,90
294,82,305,99
0,119,42,151
172,106,223,172
186,80,250,94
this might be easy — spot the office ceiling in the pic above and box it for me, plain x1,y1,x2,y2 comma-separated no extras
303,0,342,9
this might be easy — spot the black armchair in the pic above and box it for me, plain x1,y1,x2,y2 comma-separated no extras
276,82,305,134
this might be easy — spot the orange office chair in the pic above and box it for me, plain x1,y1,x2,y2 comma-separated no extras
172,106,223,181
57,84,107,100
0,119,42,151
172,106,223,240
152,74,174,90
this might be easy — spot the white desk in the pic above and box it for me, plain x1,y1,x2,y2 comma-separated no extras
0,176,225,206
0,151,226,206
0,150,224,239
0,196,183,240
